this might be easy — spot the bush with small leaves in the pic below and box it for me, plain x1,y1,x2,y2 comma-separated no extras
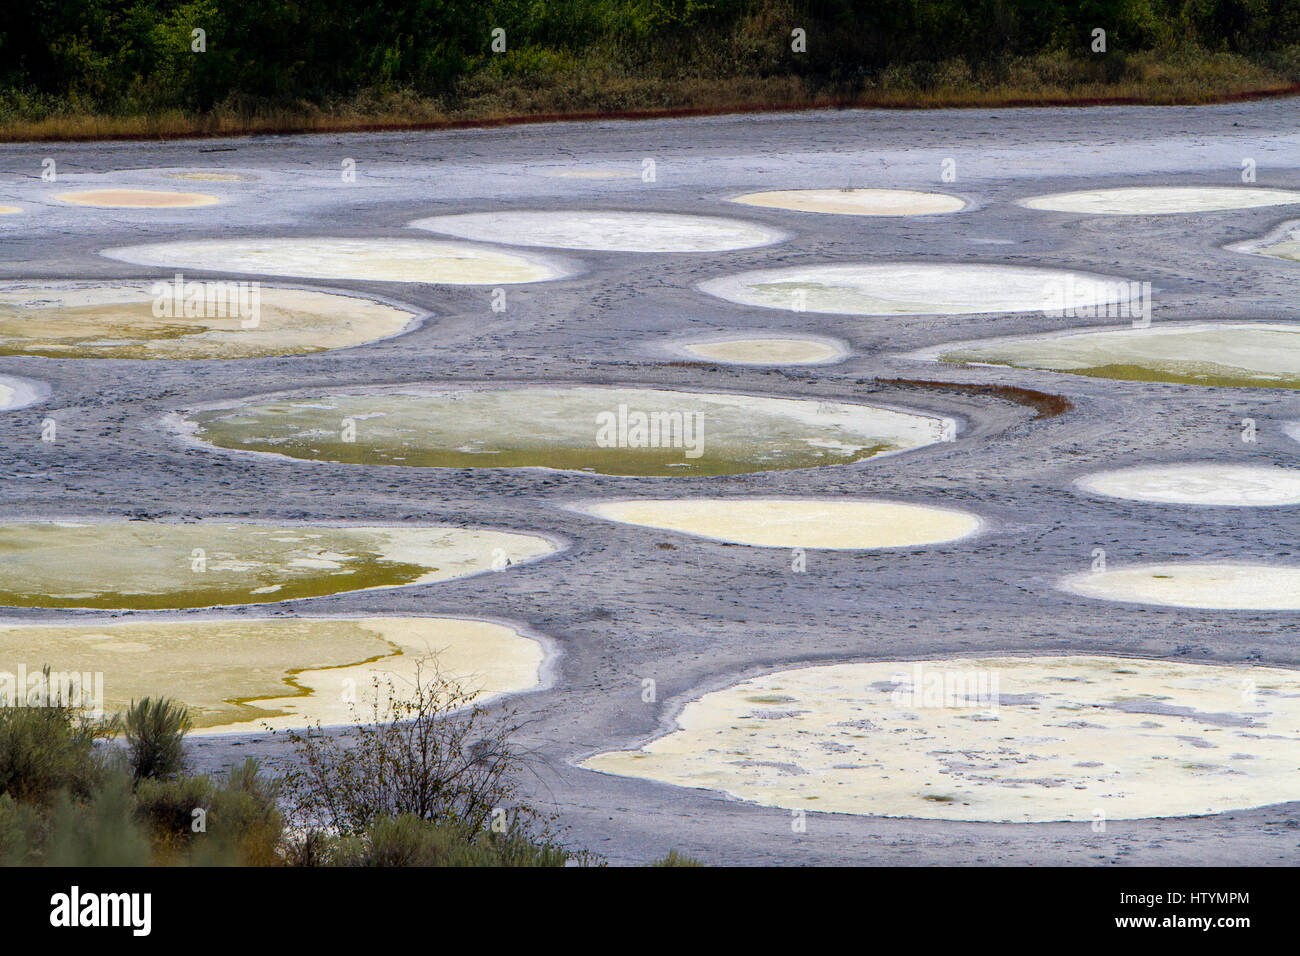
123,697,192,782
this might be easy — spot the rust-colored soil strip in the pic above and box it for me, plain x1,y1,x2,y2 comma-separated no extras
876,377,1074,419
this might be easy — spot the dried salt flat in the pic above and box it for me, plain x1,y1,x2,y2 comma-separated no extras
580,655,1300,822
103,237,572,284
0,281,420,360
180,385,952,477
410,210,786,252
731,188,965,216
698,263,1138,316
0,522,557,610
572,498,982,549
55,189,220,208
1059,562,1300,610
1075,462,1300,506
671,334,848,366
0,616,543,735
910,322,1300,389
1020,186,1300,215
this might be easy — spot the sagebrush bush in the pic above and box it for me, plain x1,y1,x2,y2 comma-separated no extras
43,771,153,867
0,684,110,805
320,813,574,867
123,697,192,782
651,849,704,867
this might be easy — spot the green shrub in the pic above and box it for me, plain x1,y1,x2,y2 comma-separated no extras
0,794,44,865
43,771,152,867
200,759,283,866
123,697,192,782
324,813,575,867
0,681,111,805
651,849,704,866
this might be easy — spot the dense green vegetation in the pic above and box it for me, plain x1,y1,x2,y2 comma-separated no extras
2,1,1299,138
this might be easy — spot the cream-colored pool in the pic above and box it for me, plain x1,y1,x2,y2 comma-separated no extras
581,655,1300,821
0,616,544,734
0,522,557,610
410,210,786,252
1020,186,1300,215
732,188,965,216
0,282,420,360
674,336,848,366
573,498,982,549
103,238,571,284
1060,562,1300,610
182,385,952,477
1075,463,1300,506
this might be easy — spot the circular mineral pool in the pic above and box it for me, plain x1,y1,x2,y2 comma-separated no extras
0,522,557,610
672,335,848,366
1020,186,1300,215
1075,463,1300,506
580,655,1300,822
180,385,953,477
731,188,965,216
102,237,573,284
917,322,1300,389
410,210,786,252
1059,562,1300,610
0,616,544,734
55,189,220,208
0,281,421,360
699,263,1139,316
573,498,983,549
